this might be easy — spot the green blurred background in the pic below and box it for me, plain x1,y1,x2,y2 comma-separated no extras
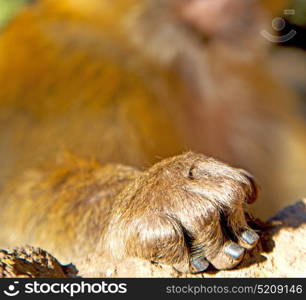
290,0,306,25
0,0,30,27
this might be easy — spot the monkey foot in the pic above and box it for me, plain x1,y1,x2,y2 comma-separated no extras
105,152,260,273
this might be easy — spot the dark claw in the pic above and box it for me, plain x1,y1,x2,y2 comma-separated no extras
224,243,245,260
191,256,209,273
241,230,259,246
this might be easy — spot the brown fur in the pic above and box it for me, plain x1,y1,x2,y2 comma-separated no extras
0,152,258,272
0,0,305,273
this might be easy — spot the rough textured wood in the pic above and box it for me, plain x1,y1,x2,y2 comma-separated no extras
0,246,78,278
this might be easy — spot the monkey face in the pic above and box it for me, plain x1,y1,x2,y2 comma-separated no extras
176,0,286,39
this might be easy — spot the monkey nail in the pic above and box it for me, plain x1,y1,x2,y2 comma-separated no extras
241,230,259,246
191,256,209,273
224,243,245,260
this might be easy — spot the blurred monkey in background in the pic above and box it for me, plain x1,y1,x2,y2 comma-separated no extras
0,0,305,272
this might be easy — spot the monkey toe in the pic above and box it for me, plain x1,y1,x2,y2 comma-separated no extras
190,256,210,273
224,242,245,260
205,241,245,270
238,229,260,250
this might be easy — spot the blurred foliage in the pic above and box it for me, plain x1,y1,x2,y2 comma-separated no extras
289,0,306,26
0,0,30,27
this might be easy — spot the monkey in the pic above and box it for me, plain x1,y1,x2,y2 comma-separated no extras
0,0,305,273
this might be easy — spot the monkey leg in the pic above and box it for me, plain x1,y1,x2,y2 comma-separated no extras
103,152,260,273
0,152,259,274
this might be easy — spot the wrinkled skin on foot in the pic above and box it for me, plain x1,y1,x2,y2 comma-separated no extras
103,152,259,273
